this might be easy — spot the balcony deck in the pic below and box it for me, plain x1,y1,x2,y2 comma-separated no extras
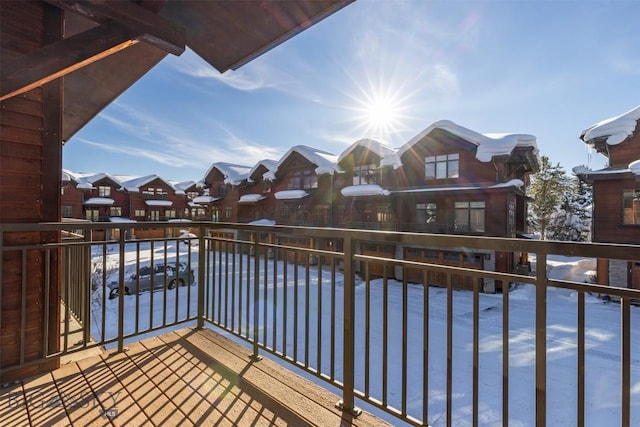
1,328,390,427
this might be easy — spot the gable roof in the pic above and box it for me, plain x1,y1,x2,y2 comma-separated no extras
579,104,640,147
386,120,538,168
266,145,340,179
248,159,278,182
119,174,176,192
338,138,396,164
204,162,252,185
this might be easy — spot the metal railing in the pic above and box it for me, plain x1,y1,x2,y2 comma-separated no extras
1,221,638,426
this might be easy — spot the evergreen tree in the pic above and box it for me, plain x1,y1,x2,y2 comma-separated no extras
528,156,568,240
546,177,592,241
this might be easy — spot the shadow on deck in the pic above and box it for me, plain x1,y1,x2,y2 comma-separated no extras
1,328,390,426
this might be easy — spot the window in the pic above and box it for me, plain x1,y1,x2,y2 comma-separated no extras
165,209,176,218
225,206,233,219
623,190,640,225
280,206,290,221
314,205,329,225
187,191,199,200
425,153,459,179
85,209,99,221
353,164,378,185
150,210,160,221
98,186,111,197
62,206,73,218
134,209,145,217
211,207,219,222
218,183,228,195
454,201,485,232
288,170,317,190
416,203,437,224
109,207,121,217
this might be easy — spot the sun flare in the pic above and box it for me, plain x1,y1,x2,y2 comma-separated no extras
348,80,410,142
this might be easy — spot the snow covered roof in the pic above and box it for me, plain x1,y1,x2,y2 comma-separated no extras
338,139,396,164
109,217,136,223
248,219,276,226
266,145,340,179
579,105,640,146
172,180,197,195
203,162,252,185
248,159,278,182
119,174,175,192
392,179,524,195
77,182,93,190
192,195,219,204
573,164,639,178
386,120,538,167
340,184,390,197
274,190,308,200
145,200,173,206
83,197,114,205
238,194,266,203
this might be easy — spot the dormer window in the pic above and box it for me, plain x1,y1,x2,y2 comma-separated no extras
98,186,111,197
287,170,317,190
426,153,459,179
353,164,378,185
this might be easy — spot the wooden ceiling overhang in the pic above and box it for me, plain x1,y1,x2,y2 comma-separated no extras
1,0,352,141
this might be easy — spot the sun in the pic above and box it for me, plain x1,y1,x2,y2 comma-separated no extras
348,80,410,141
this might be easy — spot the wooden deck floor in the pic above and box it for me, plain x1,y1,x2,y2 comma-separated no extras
0,328,390,427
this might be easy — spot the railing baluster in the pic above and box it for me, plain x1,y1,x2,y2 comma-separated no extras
503,277,509,425
336,234,361,416
382,263,388,408
251,234,261,360
446,272,453,427
196,227,205,329
621,297,631,427
402,270,408,417
364,262,370,398
473,276,480,427
577,290,585,427
535,253,547,427
117,231,125,352
423,269,429,424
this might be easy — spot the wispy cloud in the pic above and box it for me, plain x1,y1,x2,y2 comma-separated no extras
78,138,199,168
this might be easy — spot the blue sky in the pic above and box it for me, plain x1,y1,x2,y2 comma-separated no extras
63,0,640,183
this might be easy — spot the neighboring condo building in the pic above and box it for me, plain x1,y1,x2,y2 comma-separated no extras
574,105,640,290
63,119,540,291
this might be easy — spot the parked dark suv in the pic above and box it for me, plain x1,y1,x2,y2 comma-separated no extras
108,262,194,299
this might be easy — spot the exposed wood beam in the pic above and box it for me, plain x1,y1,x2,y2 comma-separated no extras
0,23,138,102
45,0,185,56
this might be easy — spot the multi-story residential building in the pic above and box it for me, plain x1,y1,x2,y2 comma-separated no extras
336,138,396,230
202,162,252,223
574,105,640,290
238,159,278,223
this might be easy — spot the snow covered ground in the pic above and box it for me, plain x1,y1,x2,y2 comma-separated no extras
90,243,639,426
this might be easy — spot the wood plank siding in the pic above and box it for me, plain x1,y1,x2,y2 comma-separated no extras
1,1,62,380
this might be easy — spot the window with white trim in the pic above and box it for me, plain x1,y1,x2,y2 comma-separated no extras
98,186,111,197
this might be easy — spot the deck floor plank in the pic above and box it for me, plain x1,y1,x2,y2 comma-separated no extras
20,372,72,426
49,361,110,426
154,333,291,427
75,355,148,427
0,383,30,427
2,328,392,427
